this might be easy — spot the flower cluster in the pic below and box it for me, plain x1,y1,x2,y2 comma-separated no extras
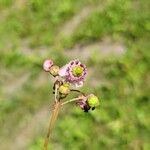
43,58,100,112
43,58,100,150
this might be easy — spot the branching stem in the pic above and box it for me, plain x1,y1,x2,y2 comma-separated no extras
61,98,80,105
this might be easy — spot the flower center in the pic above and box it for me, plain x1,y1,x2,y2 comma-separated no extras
72,66,83,77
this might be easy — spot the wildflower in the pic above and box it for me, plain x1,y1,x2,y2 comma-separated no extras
43,59,54,72
43,58,101,150
59,59,87,86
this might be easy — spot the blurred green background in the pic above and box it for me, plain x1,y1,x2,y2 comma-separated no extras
0,0,149,150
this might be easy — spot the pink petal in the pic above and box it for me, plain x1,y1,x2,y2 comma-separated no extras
58,64,69,77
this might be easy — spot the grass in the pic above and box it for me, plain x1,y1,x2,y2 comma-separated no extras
0,0,149,150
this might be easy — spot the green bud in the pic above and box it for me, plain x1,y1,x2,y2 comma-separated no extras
49,65,59,76
59,85,70,95
87,94,100,108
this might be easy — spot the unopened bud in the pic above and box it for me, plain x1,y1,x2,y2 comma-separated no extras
49,65,59,76
59,84,70,95
43,59,53,72
87,94,99,108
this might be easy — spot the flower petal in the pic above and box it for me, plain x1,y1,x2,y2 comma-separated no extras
58,64,69,77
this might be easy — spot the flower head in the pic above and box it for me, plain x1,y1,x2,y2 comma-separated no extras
59,59,87,86
43,59,54,72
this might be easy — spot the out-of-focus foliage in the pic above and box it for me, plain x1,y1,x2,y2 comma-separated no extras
0,0,149,150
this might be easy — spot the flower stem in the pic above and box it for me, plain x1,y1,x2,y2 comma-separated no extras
44,76,61,150
54,84,58,103
44,101,61,150
61,98,80,105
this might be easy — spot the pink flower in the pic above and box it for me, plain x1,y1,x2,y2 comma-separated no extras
43,59,54,72
59,59,87,86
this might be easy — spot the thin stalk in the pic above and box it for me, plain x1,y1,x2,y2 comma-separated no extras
61,98,80,105
44,78,60,150
54,84,58,103
44,102,61,150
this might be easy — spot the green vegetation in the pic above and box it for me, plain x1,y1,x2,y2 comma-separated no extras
0,0,149,150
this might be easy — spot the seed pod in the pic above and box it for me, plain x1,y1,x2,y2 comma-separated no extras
87,94,100,108
59,84,70,95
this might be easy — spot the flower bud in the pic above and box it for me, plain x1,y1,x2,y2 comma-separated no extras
87,94,100,108
43,59,54,72
59,84,70,95
49,65,59,76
